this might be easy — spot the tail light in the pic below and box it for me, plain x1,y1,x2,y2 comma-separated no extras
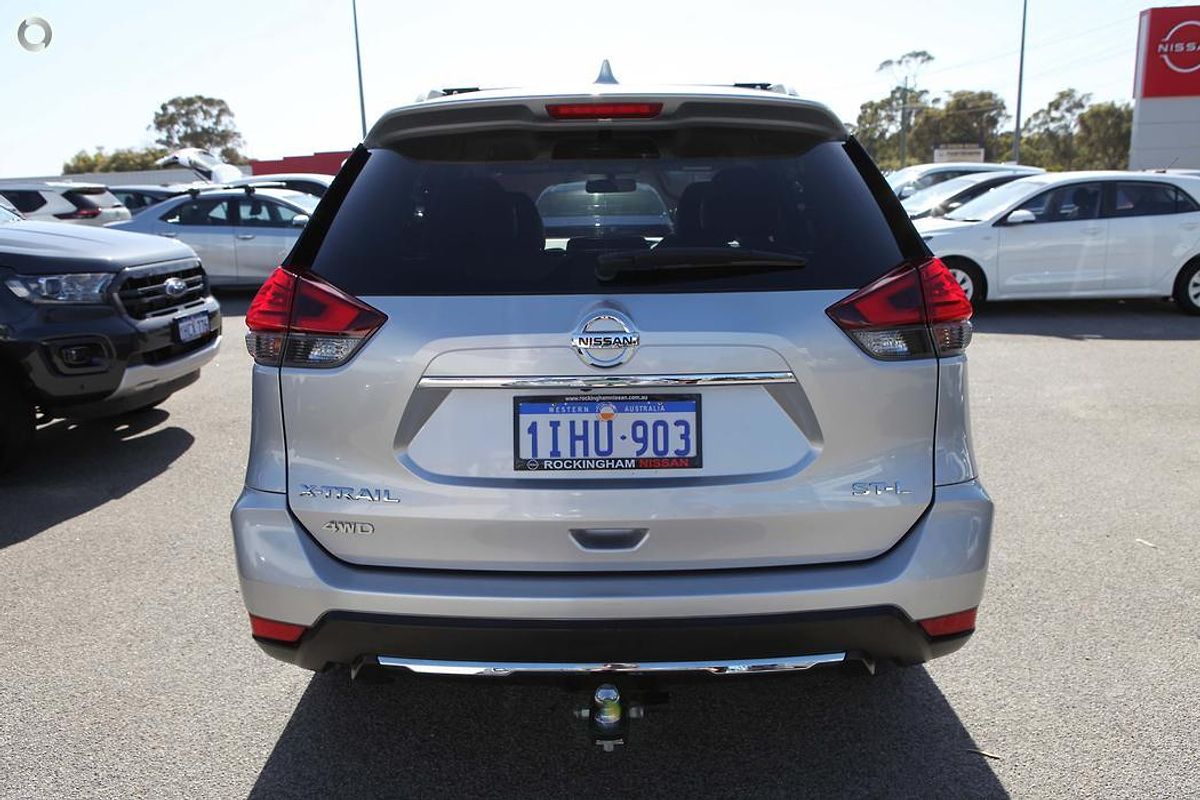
249,614,307,644
54,207,101,220
825,257,973,360
918,608,977,637
245,267,386,368
546,102,663,119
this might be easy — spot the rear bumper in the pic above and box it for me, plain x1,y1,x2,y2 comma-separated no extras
232,479,992,671
254,607,971,673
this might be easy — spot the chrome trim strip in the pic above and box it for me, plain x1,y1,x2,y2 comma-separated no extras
417,371,797,390
375,652,846,676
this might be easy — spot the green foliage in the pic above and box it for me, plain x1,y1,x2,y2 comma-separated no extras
62,146,169,174
911,91,1009,163
853,83,1133,172
151,95,245,161
1019,89,1090,170
1075,102,1133,170
62,95,249,174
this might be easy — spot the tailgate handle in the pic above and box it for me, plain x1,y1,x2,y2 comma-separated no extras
569,528,647,552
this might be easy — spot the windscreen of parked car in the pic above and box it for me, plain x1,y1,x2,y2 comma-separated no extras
302,128,911,295
944,178,1049,222
902,173,1006,216
278,192,319,214
0,203,21,223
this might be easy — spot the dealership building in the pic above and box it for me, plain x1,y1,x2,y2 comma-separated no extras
1130,5,1200,168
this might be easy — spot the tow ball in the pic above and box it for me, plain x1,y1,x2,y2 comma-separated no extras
575,683,661,752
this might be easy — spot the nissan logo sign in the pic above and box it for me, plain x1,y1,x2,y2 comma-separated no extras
571,312,640,368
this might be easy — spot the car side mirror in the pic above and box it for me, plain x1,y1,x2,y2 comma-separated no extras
1004,208,1036,225
897,186,914,200
291,214,310,227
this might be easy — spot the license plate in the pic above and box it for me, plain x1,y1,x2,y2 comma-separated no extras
175,311,210,343
514,394,702,471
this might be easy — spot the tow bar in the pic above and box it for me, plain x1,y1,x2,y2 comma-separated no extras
575,683,647,752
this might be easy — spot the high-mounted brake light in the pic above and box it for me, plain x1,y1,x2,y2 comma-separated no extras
245,267,386,368
825,257,973,360
54,207,101,220
546,102,663,120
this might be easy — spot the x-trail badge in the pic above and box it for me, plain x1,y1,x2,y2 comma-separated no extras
571,311,639,368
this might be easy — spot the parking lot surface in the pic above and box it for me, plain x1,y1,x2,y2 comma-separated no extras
2,294,1198,799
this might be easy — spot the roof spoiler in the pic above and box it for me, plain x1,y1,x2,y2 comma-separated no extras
367,95,846,148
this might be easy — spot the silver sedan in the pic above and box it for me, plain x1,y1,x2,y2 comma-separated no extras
108,188,317,286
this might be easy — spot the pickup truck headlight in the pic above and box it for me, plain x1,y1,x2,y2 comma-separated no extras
4,273,114,303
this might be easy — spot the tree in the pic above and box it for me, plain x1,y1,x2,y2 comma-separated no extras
852,86,932,169
151,95,246,163
1076,102,1133,169
876,51,935,168
910,91,1009,163
62,146,168,174
1021,89,1091,170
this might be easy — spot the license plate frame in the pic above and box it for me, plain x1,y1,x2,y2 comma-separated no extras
513,393,703,472
174,311,210,344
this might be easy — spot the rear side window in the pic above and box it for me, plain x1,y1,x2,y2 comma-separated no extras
1106,182,1180,218
162,199,231,226
1180,188,1200,213
303,128,909,295
1,190,47,213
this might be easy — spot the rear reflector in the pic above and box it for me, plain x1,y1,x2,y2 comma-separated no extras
546,102,663,119
249,614,308,644
825,257,973,360
918,608,977,637
245,267,386,368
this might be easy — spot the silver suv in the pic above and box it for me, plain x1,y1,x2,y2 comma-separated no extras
232,80,992,684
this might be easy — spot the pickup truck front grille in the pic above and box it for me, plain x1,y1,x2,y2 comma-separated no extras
116,264,208,320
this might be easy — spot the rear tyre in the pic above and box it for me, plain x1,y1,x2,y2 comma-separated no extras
0,382,35,473
944,259,987,310
1173,259,1200,316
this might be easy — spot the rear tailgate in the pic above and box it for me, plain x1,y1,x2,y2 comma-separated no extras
281,291,934,570
273,91,936,572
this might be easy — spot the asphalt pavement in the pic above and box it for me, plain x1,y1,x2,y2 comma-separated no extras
1,294,1198,799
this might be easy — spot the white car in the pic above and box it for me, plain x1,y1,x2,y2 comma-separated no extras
226,173,334,198
888,162,1042,199
916,171,1200,314
0,181,131,226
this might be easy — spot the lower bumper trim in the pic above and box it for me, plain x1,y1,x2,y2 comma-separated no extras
375,652,847,677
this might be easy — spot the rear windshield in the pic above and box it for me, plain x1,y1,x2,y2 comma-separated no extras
304,128,907,295
63,187,123,209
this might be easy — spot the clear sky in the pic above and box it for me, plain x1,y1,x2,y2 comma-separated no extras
0,0,1192,177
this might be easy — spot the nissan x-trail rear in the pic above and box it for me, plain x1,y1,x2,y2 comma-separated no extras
232,80,992,682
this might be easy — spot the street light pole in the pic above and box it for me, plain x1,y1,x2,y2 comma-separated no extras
1012,0,1029,163
352,0,367,140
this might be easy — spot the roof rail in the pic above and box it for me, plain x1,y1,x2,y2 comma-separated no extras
732,82,798,96
416,86,481,102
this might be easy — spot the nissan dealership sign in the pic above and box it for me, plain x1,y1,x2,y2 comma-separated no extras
1135,6,1200,96
1130,5,1200,168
